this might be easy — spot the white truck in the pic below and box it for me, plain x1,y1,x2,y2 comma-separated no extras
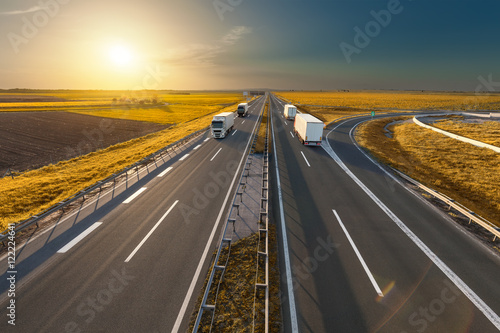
237,103,249,117
211,112,234,139
284,104,297,120
293,114,324,146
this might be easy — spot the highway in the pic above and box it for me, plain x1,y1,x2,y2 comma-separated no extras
0,96,266,332
269,94,500,332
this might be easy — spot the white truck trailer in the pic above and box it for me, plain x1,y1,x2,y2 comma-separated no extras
284,104,297,120
293,114,324,146
237,103,249,117
211,112,234,138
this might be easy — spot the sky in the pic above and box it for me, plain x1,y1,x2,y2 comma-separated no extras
0,0,499,91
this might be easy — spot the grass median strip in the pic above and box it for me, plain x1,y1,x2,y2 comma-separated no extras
189,225,281,332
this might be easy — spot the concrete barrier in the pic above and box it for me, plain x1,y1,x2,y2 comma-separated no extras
413,115,500,154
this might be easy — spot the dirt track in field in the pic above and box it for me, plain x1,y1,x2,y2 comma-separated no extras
0,112,170,174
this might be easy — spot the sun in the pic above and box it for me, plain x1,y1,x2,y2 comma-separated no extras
108,44,134,66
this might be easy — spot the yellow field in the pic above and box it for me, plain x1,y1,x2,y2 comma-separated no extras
0,101,241,231
275,91,500,112
296,105,406,124
0,91,246,118
69,105,223,125
356,118,500,226
432,118,500,147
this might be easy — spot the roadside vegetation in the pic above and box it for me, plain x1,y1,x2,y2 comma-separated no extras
356,117,500,227
0,97,243,231
254,98,269,153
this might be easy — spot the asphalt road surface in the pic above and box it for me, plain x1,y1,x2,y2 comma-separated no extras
269,93,500,333
0,96,266,333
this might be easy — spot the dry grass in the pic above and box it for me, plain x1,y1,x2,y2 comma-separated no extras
69,105,223,125
0,104,237,231
275,91,500,111
296,105,404,124
190,225,281,332
254,98,268,153
356,118,500,226
432,118,500,147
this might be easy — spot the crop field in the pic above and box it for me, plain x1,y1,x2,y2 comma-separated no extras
356,117,500,227
0,90,244,106
0,90,247,231
0,112,169,175
431,117,500,147
69,104,223,125
274,91,500,123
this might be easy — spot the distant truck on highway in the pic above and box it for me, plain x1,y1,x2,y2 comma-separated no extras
211,112,234,139
294,114,324,146
237,103,249,117
284,104,297,120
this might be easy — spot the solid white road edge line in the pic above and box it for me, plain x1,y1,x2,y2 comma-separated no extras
323,122,500,330
124,200,179,263
179,154,189,161
57,222,102,253
171,96,265,333
271,103,299,333
210,148,222,162
333,210,383,297
157,167,173,178
300,151,311,167
122,187,147,204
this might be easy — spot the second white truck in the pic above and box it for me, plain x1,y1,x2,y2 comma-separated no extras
294,114,324,146
237,103,249,117
211,112,234,138
284,104,297,120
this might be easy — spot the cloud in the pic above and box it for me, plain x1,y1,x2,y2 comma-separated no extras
221,26,253,45
0,6,43,16
162,26,252,68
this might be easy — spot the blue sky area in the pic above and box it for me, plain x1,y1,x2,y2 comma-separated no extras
1,0,499,90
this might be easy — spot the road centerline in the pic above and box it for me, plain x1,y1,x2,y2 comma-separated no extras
179,154,189,161
57,222,102,253
333,210,383,297
124,200,179,263
157,167,173,178
210,148,222,161
290,131,294,138
123,187,147,204
300,151,311,167
231,130,238,136
193,144,202,150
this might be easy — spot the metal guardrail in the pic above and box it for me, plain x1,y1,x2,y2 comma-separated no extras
393,169,500,241
0,126,210,244
192,96,267,332
253,97,270,333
